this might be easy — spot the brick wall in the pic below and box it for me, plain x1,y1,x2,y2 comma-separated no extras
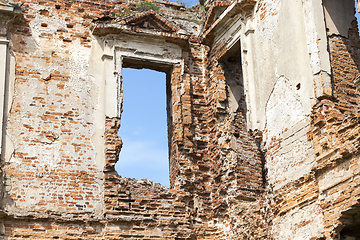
308,20,360,239
3,0,360,239
200,37,266,238
0,0,236,238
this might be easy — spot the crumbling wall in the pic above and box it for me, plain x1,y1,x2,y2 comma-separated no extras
0,0,210,239
259,0,360,239
4,0,110,218
202,20,266,237
248,0,330,238
308,10,360,239
0,0,237,238
1,0,360,239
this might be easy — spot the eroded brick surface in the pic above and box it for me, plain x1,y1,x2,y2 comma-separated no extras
0,0,360,239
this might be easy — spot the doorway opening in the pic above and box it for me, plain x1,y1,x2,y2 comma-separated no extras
115,68,170,187
339,202,360,240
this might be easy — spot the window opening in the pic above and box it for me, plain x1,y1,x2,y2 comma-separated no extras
219,40,246,119
115,68,170,187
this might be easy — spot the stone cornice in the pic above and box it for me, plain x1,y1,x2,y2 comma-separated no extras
200,0,256,44
0,0,21,15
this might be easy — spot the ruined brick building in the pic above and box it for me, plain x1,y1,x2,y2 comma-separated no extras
0,0,360,239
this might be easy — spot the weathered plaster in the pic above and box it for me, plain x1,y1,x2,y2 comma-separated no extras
302,0,332,98
0,0,359,239
271,204,325,240
256,0,281,40
323,0,356,37
265,76,305,140
239,0,318,132
264,76,314,188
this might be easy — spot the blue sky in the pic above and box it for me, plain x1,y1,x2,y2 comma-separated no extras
116,4,360,187
116,69,170,186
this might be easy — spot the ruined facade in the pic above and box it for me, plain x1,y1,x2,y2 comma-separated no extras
0,0,360,239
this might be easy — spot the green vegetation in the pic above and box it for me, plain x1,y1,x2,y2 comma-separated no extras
110,1,160,18
111,7,132,17
135,1,160,12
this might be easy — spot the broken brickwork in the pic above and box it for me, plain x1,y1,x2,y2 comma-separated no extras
308,20,360,239
0,0,360,239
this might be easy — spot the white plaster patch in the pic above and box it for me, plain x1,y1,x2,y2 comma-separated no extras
265,76,305,139
264,76,311,187
271,204,324,240
318,160,353,192
301,0,321,74
266,135,310,187
266,147,286,183
257,0,282,40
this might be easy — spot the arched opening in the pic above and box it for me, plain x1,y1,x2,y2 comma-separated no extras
115,68,170,187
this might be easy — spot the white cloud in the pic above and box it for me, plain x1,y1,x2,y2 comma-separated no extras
115,139,169,186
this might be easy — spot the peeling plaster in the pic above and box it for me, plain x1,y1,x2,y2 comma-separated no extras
271,204,324,240
265,76,305,140
257,0,282,40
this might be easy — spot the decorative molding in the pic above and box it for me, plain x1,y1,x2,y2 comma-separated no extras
0,0,21,14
